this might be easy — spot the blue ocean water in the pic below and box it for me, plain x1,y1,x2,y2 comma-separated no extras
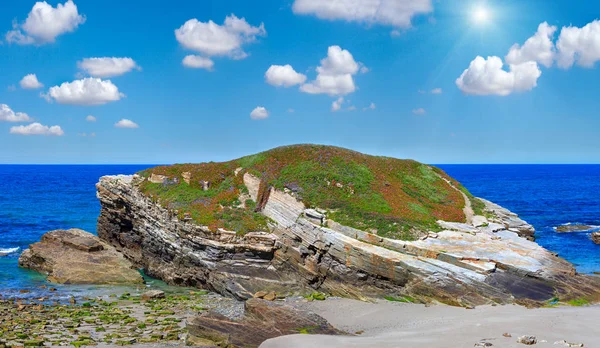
0,165,151,295
0,165,599,295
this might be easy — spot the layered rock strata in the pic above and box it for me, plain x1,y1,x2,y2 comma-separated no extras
97,174,600,306
186,298,345,347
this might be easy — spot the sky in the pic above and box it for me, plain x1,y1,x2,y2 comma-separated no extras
1,0,600,164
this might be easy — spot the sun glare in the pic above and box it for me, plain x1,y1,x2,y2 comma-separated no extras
473,7,490,23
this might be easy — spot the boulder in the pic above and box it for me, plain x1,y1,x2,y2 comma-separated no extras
18,229,143,285
556,225,594,233
592,232,600,244
141,290,165,301
187,298,345,347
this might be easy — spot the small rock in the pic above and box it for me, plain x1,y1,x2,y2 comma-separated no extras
475,342,493,347
518,335,537,345
141,290,165,301
592,232,600,245
263,291,277,301
253,291,268,299
556,225,594,233
554,340,584,347
503,333,512,338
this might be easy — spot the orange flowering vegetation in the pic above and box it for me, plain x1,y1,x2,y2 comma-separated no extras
137,145,474,240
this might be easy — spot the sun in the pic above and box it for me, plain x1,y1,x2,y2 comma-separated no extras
472,7,490,24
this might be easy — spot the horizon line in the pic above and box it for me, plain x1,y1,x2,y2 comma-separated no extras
3,163,600,166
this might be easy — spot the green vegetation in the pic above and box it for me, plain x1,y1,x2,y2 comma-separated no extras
544,296,590,307
384,295,417,303
566,298,590,306
303,292,327,301
138,145,470,239
296,326,319,334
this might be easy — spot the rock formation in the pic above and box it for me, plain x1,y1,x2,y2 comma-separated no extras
186,298,345,347
96,171,600,306
19,229,143,285
556,225,595,233
592,232,600,245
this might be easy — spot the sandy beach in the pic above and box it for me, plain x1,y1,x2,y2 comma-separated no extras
261,298,599,348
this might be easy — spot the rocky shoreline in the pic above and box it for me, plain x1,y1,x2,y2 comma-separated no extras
0,288,226,347
0,286,349,348
8,163,600,347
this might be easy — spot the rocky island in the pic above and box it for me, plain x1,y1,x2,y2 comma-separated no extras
95,145,600,307
11,145,600,347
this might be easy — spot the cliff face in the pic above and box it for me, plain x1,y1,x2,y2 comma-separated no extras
97,173,600,307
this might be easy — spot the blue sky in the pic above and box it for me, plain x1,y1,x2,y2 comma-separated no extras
1,0,600,164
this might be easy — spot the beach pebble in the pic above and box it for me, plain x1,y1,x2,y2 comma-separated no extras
474,342,493,347
503,333,512,337
518,335,537,345
263,291,277,301
554,340,584,347
254,291,268,299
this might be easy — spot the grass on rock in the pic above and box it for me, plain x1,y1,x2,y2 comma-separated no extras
138,145,475,240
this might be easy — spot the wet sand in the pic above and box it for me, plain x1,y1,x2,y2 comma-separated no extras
261,298,599,348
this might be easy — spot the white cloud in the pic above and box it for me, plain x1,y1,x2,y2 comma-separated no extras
20,74,44,89
347,105,357,111
182,55,214,70
506,22,557,68
0,104,32,122
265,65,307,87
331,97,344,112
175,14,265,64
363,102,376,111
6,0,85,45
45,78,124,105
10,122,64,136
288,108,295,113
431,88,442,94
115,119,139,129
456,56,541,96
300,46,361,96
85,115,96,122
7,85,17,92
556,20,600,69
292,0,433,29
78,57,140,78
250,106,269,120
391,30,402,37
77,132,96,137
359,63,370,74
412,108,426,115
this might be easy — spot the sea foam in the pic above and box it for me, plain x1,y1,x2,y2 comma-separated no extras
0,247,20,256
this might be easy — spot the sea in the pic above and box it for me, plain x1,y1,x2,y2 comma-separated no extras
0,164,599,298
